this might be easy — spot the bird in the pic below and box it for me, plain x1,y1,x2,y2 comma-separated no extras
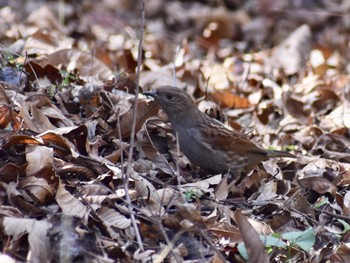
143,86,294,175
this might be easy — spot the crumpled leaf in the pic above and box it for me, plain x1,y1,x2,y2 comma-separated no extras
3,217,51,263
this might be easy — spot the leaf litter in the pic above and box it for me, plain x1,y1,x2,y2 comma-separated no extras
0,1,350,262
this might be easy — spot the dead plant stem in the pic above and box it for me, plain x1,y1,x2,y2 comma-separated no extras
124,0,146,251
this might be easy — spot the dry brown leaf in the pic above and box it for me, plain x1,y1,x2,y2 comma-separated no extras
343,191,350,216
55,180,88,218
282,91,309,120
156,187,183,207
7,182,44,216
45,125,89,155
138,128,175,175
140,142,174,175
96,206,131,230
0,163,27,183
25,61,61,82
20,146,58,205
3,217,51,263
234,209,269,263
270,24,311,75
1,1,350,261
255,180,278,201
26,94,75,127
330,244,350,262
0,105,22,132
209,227,242,243
299,176,336,196
291,193,315,217
214,175,228,201
40,130,80,157
24,29,71,56
119,100,159,138
45,49,114,80
210,90,250,109
133,172,160,203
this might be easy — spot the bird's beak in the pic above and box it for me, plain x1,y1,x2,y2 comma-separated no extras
143,90,158,98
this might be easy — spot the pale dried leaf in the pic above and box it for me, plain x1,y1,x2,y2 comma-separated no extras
56,181,88,218
3,217,51,263
96,207,131,229
270,24,311,75
234,209,269,263
46,49,114,80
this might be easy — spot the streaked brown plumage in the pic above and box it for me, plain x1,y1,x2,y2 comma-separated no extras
144,86,294,174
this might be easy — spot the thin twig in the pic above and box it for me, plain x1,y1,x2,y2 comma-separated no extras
143,118,177,177
10,54,27,108
171,46,181,185
175,132,181,186
154,229,183,263
124,0,146,251
315,208,350,222
172,46,180,87
199,229,226,262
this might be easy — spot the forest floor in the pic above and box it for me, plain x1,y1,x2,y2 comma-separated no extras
0,1,350,262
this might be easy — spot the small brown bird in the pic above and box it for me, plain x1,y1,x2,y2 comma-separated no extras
144,86,294,175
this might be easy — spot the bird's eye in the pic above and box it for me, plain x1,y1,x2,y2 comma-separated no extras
165,94,173,100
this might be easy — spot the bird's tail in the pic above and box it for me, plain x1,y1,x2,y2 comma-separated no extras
267,150,295,158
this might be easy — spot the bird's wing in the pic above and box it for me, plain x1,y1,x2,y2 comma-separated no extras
195,116,268,156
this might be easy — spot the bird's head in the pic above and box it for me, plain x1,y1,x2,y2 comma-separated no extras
144,86,197,121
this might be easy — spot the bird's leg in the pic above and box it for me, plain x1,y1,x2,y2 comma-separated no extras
227,168,244,192
227,167,243,182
